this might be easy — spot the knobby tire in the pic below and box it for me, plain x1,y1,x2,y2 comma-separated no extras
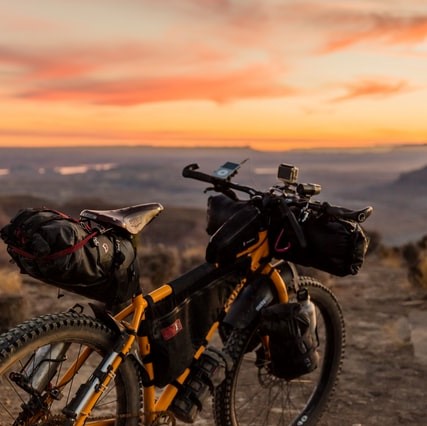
214,276,345,426
0,311,143,425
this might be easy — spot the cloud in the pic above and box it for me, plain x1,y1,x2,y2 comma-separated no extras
0,35,296,105
18,64,297,105
320,13,427,53
0,44,165,79
331,78,411,102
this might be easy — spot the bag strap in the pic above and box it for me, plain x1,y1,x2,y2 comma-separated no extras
8,230,99,261
274,228,292,253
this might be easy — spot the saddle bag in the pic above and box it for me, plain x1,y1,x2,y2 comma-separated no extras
272,211,369,276
0,208,140,306
260,302,318,381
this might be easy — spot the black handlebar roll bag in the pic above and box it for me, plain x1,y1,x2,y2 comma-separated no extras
271,210,369,277
0,208,140,306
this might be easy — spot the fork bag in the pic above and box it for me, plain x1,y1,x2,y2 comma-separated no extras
260,303,318,380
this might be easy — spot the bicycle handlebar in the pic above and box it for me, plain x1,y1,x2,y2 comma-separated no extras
182,163,216,184
182,163,261,196
182,163,373,224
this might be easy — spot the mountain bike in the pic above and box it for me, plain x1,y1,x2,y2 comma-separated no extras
0,161,372,425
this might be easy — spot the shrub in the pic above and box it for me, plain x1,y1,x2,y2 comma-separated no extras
401,235,427,291
138,244,182,291
365,229,382,255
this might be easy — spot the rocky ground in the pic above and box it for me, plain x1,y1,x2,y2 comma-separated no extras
323,255,427,426
1,253,426,425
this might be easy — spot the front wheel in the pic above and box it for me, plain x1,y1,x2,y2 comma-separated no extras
0,311,143,425
214,276,345,426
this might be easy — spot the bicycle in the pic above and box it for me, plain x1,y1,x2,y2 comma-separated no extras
0,161,372,425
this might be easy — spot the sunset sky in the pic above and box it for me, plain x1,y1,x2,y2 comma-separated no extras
1,0,427,150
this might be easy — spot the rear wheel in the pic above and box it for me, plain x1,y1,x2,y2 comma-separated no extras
214,276,345,426
0,312,143,425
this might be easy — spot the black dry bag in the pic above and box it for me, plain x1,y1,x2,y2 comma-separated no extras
0,208,140,306
260,302,319,381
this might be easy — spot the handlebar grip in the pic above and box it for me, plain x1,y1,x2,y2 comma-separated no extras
182,163,216,184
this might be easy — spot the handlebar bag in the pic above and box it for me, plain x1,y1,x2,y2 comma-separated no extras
272,213,369,276
260,302,318,380
0,208,140,306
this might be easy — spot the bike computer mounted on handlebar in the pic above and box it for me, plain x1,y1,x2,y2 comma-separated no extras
213,162,241,180
213,159,248,181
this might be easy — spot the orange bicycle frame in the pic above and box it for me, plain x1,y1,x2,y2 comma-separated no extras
66,230,289,425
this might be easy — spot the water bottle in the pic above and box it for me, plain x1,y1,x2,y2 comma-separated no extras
297,288,317,340
23,342,70,393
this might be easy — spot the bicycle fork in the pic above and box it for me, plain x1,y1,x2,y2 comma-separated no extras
62,332,134,425
61,297,146,425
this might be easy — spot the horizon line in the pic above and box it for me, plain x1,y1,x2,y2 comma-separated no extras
0,142,426,152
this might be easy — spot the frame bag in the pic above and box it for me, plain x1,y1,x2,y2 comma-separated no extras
143,263,240,387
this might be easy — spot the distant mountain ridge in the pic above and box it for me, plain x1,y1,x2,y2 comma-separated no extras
394,164,427,190
1,145,427,245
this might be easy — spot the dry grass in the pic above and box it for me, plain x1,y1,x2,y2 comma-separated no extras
0,268,23,294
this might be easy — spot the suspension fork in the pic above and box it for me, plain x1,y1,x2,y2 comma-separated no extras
62,294,147,425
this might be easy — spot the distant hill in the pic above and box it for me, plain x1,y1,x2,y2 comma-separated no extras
366,163,427,202
355,163,427,245
393,164,427,192
1,145,427,245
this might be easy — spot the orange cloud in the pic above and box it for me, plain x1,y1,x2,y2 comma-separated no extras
331,78,411,102
320,14,427,53
0,43,176,79
19,64,297,105
0,46,99,79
